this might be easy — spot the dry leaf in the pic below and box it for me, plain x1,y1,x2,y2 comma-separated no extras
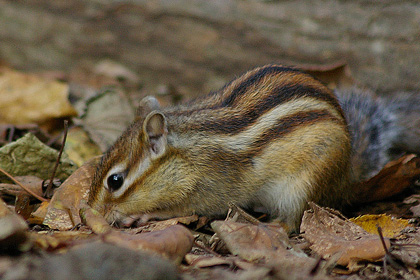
63,126,102,166
391,237,420,267
0,198,31,253
211,219,315,275
15,194,33,219
43,157,99,230
32,230,92,251
350,214,410,238
404,195,420,217
29,201,49,224
410,204,420,217
149,215,199,231
0,133,76,182
76,89,135,152
301,202,390,270
299,61,355,90
128,215,199,233
104,225,194,263
225,203,262,225
82,204,194,263
0,197,10,217
404,195,420,205
0,176,43,198
354,154,420,203
211,220,291,262
0,67,77,125
185,254,234,268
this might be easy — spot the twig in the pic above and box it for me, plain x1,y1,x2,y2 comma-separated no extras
377,225,389,276
45,120,68,195
0,166,48,202
377,224,406,275
7,126,15,143
376,225,389,255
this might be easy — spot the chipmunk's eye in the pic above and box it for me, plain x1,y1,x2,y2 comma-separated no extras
107,173,124,192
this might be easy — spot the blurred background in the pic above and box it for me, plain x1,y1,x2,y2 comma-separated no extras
1,0,419,101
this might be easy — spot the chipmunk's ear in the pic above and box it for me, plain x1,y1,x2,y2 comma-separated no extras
136,96,161,120
143,111,168,159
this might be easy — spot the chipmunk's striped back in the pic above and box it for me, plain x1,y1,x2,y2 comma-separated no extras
89,65,352,231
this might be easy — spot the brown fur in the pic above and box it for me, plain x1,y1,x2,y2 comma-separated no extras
88,65,351,231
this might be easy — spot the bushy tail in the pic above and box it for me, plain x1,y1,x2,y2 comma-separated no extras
384,92,420,154
335,87,420,183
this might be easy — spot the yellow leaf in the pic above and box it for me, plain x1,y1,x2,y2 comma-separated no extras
350,214,409,238
0,67,77,124
64,126,102,166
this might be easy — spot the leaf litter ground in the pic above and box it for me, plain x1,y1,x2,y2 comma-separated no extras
0,64,420,280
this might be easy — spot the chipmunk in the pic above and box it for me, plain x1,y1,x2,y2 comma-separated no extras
88,65,420,231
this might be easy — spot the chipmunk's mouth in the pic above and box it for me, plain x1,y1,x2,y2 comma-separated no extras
105,208,194,227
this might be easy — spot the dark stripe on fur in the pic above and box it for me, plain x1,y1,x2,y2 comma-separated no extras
168,66,303,115
115,148,182,203
249,109,343,154
195,83,341,134
220,65,303,107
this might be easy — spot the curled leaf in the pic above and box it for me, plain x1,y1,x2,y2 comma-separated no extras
43,157,99,230
301,203,390,270
354,154,420,203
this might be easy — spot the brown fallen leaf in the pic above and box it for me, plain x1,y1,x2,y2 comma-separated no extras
104,224,194,263
211,220,317,277
0,197,10,217
42,157,100,230
225,203,262,225
410,205,420,218
353,154,420,203
127,215,199,233
0,198,31,253
301,202,390,270
299,61,355,90
32,230,92,251
211,220,291,262
185,253,266,273
185,254,235,268
13,176,44,197
0,176,44,202
82,204,193,263
391,231,420,268
76,89,135,152
29,201,49,224
403,194,420,217
404,194,420,205
15,193,33,220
